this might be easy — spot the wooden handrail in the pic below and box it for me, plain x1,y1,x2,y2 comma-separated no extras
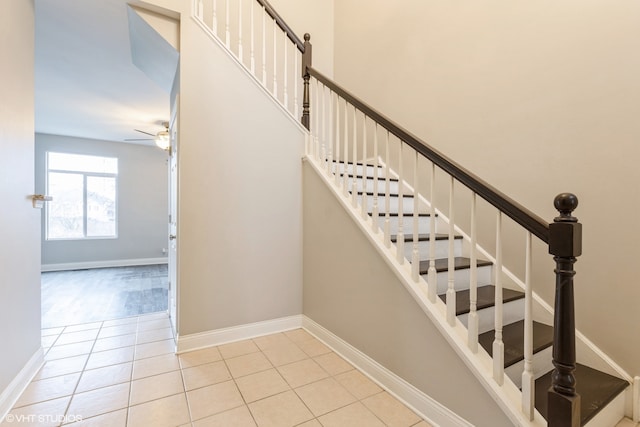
256,0,305,52
306,65,550,243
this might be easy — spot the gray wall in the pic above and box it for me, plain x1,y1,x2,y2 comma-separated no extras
35,134,168,267
302,163,513,427
0,0,41,404
176,11,304,336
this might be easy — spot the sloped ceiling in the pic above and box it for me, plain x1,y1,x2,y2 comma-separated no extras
35,0,176,144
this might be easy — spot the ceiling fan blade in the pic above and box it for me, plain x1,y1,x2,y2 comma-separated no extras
134,129,156,136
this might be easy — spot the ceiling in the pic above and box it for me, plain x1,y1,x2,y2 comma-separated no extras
35,0,174,145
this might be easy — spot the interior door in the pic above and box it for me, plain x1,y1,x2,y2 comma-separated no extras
168,97,179,338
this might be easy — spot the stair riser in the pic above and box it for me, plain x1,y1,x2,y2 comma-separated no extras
403,239,462,260
430,264,493,293
506,346,553,389
457,298,525,334
346,178,400,194
378,216,434,235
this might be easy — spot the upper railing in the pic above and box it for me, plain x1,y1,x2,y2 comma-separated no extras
193,1,582,424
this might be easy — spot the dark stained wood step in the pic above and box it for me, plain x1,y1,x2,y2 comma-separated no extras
534,363,629,425
339,172,399,182
479,320,553,368
438,285,524,316
418,257,493,275
390,233,462,243
370,212,434,218
354,191,414,198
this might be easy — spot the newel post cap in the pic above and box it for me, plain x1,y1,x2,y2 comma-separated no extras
549,193,582,258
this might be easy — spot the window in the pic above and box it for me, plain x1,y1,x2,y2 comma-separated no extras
46,152,118,240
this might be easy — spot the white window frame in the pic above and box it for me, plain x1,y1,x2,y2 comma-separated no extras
45,152,119,241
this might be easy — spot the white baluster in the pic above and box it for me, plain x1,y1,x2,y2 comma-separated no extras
326,89,332,177
283,33,288,110
249,0,254,73
361,115,368,220
412,150,420,281
493,212,505,385
294,50,299,115
261,6,266,86
238,0,243,60
272,21,277,98
522,232,534,419
334,94,340,186
343,99,349,196
212,0,218,34
314,79,320,160
427,162,437,302
446,176,456,325
371,123,379,232
383,131,391,247
468,193,479,351
197,0,203,20
225,0,230,48
396,141,405,265
321,84,326,169
351,106,358,207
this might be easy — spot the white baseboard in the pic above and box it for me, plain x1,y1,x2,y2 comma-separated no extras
41,257,168,272
0,347,44,422
302,316,473,427
176,315,303,354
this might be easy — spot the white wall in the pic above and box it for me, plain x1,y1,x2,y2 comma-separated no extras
332,0,640,378
35,134,168,268
0,0,41,406
303,163,513,426
176,6,305,336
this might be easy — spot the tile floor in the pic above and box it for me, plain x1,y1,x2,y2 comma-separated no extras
2,313,433,427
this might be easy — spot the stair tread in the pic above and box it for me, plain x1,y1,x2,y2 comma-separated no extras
355,191,414,198
478,320,553,368
390,233,462,243
418,257,492,275
340,172,399,182
438,285,524,316
534,363,629,426
371,212,434,217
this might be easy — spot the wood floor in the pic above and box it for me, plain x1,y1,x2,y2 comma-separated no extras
41,265,168,328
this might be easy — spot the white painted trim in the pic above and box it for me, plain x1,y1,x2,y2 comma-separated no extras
634,376,639,422
302,316,473,427
41,257,168,272
0,347,44,422
176,315,303,354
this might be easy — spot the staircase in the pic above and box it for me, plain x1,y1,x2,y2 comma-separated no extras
328,159,632,426
191,0,637,425
334,160,630,426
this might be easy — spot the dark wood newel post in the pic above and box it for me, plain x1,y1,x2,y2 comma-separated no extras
548,193,582,427
301,33,312,130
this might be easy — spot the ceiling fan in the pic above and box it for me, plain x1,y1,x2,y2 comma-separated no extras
125,121,170,150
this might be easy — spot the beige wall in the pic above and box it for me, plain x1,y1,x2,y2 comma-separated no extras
176,8,305,336
0,0,41,400
333,0,640,377
267,0,334,77
303,162,513,426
